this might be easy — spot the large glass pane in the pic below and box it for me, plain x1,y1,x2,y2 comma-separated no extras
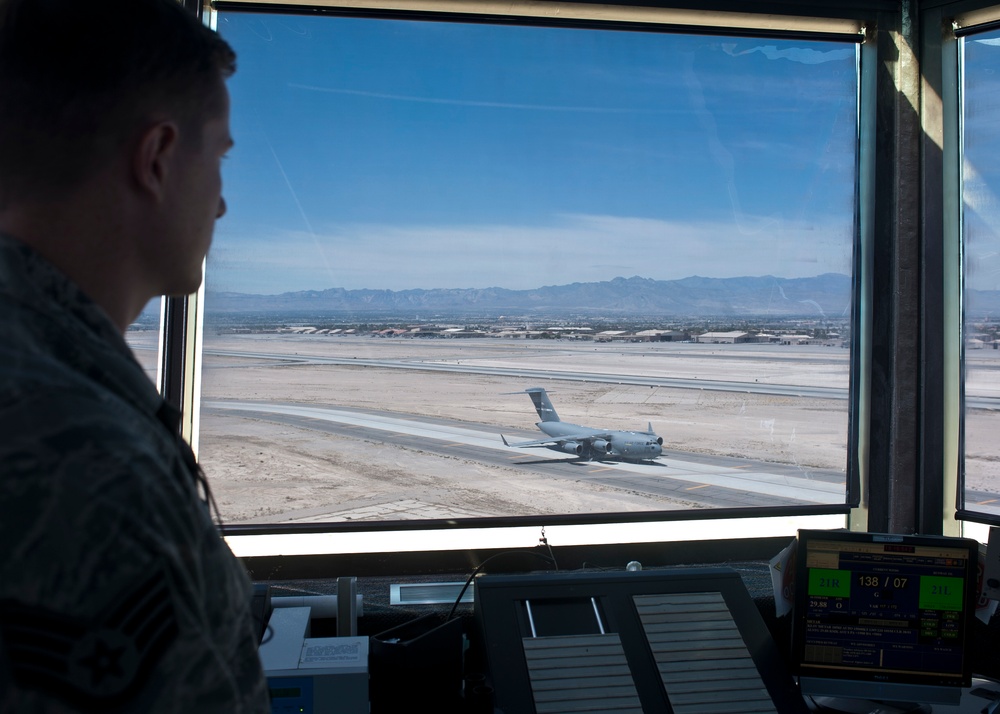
125,298,161,384
201,11,859,526
963,28,1000,521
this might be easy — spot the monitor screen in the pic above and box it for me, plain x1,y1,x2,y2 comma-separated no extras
792,530,979,707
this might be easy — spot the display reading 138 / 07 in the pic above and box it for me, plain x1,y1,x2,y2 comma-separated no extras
804,562,965,671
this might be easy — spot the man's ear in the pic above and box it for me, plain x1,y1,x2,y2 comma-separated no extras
132,121,180,201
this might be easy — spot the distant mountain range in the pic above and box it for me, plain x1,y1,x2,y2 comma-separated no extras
205,274,859,319
203,274,1000,319
203,274,1000,320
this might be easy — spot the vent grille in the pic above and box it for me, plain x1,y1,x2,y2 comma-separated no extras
523,633,643,713
390,582,473,606
635,592,777,714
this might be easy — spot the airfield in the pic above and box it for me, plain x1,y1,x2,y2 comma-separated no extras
125,332,1000,523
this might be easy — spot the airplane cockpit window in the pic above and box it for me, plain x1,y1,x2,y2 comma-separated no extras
189,7,861,532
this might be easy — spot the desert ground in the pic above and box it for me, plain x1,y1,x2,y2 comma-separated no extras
125,333,1000,524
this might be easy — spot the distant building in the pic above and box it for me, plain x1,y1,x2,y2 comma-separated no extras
696,331,749,344
634,330,690,342
777,334,812,345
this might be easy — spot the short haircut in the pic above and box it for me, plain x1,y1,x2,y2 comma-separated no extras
0,0,236,207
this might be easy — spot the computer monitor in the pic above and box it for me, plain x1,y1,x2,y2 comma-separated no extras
792,529,979,712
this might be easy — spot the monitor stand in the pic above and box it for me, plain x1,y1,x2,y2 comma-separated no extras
808,696,933,714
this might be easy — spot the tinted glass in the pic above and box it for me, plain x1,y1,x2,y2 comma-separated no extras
202,12,859,526
962,28,1000,522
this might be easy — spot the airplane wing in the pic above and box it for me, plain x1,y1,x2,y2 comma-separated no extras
501,434,560,449
501,432,613,448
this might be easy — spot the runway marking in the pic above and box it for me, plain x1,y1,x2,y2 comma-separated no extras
685,484,712,491
977,498,998,506
205,400,845,504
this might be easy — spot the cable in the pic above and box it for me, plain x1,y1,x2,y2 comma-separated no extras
539,527,559,571
446,549,558,621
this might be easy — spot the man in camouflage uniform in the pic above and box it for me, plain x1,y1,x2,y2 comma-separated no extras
0,0,269,710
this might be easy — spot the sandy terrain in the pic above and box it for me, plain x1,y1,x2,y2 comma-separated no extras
198,375,844,522
199,336,848,523
125,333,1000,524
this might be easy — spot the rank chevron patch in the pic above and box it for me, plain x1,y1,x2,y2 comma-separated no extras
0,568,179,709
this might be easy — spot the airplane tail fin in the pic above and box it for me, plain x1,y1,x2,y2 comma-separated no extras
525,387,560,422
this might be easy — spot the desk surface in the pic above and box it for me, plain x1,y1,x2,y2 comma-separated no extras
257,562,1000,714
802,680,1000,714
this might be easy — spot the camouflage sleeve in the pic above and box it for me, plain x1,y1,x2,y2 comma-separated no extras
0,390,269,713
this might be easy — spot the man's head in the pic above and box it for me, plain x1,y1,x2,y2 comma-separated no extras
0,0,237,325
0,0,235,208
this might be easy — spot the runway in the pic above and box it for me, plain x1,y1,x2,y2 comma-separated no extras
202,347,848,401
203,399,847,510
130,335,1000,408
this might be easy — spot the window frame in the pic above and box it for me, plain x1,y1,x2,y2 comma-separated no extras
940,0,1000,536
159,0,910,566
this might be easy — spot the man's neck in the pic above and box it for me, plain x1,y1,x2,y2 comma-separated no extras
0,193,148,333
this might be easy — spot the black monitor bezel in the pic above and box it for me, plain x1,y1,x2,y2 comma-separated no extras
791,529,979,704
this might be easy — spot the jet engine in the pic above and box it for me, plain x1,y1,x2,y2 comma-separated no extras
591,439,613,454
559,441,583,455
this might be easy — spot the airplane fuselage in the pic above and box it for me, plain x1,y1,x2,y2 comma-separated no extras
537,421,663,461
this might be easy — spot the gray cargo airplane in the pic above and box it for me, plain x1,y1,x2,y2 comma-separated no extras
501,387,663,462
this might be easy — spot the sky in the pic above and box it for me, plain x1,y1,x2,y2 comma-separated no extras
209,11,859,295
962,31,1000,294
